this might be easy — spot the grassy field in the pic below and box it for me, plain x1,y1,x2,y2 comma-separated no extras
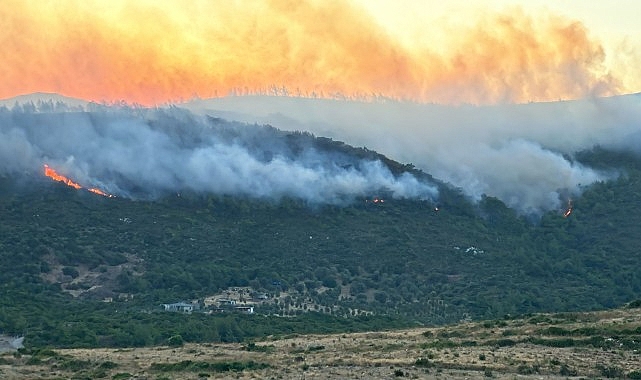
2,306,641,379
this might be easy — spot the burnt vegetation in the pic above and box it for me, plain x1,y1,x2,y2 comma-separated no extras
1,143,641,348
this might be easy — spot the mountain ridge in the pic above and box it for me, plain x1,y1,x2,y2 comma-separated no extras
1,145,641,348
1,94,641,349
4,91,640,213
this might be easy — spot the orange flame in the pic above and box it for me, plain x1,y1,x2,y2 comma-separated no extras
88,187,113,197
0,1,631,106
43,164,82,189
43,164,113,197
563,199,573,218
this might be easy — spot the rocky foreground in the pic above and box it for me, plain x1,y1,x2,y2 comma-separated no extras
2,306,640,379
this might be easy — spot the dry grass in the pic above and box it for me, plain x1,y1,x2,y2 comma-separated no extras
2,307,640,379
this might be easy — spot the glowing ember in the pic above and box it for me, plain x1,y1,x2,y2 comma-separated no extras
88,187,114,198
43,164,113,197
563,199,573,218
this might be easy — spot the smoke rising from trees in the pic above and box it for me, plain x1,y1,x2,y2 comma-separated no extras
184,94,641,214
0,102,437,204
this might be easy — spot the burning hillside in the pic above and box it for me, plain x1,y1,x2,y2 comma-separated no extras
0,103,436,204
43,164,81,189
44,164,114,197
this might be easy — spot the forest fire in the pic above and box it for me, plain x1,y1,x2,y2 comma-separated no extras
365,197,385,204
43,164,81,189
43,164,113,197
563,199,573,218
88,188,112,197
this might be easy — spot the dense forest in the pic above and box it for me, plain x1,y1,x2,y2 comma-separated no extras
1,143,641,348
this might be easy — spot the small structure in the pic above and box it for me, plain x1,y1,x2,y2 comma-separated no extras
235,306,254,314
252,292,269,301
162,302,197,313
218,299,237,307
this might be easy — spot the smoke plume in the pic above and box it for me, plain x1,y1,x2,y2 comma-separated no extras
0,103,437,204
0,0,628,105
184,93,641,214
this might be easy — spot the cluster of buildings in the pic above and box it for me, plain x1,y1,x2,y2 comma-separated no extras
162,287,270,315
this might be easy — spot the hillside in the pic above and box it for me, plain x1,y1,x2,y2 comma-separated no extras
3,303,641,379
1,138,641,348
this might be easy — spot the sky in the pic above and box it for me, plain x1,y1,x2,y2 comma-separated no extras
1,0,640,105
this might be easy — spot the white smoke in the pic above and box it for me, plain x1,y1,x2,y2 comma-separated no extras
184,93,641,214
4,93,641,213
0,101,437,204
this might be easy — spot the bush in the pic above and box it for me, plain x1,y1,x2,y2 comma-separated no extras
167,335,184,347
99,361,118,369
243,342,274,352
111,373,132,380
597,365,623,378
59,359,92,371
415,357,434,368
517,364,535,375
627,299,641,309
62,266,79,278
628,370,641,379
491,339,516,347
559,364,577,376
150,360,270,373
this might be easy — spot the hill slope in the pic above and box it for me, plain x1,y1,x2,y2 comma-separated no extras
1,140,641,348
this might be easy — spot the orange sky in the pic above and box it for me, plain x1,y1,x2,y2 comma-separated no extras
1,0,636,105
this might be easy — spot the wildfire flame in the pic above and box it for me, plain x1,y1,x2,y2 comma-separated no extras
43,164,114,197
563,199,573,218
88,187,111,197
43,164,81,189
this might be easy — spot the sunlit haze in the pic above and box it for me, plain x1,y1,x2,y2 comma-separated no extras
2,0,640,105
2,1,641,215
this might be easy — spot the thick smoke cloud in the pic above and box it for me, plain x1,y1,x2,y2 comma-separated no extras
0,103,437,204
0,0,629,105
184,93,641,214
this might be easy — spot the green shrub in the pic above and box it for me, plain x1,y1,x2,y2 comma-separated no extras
627,299,641,309
597,365,623,378
628,370,641,379
59,359,92,371
243,342,274,352
517,364,535,375
415,357,434,368
99,361,119,369
490,338,516,347
307,344,325,352
167,335,184,347
62,266,79,278
559,364,577,376
150,360,270,373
